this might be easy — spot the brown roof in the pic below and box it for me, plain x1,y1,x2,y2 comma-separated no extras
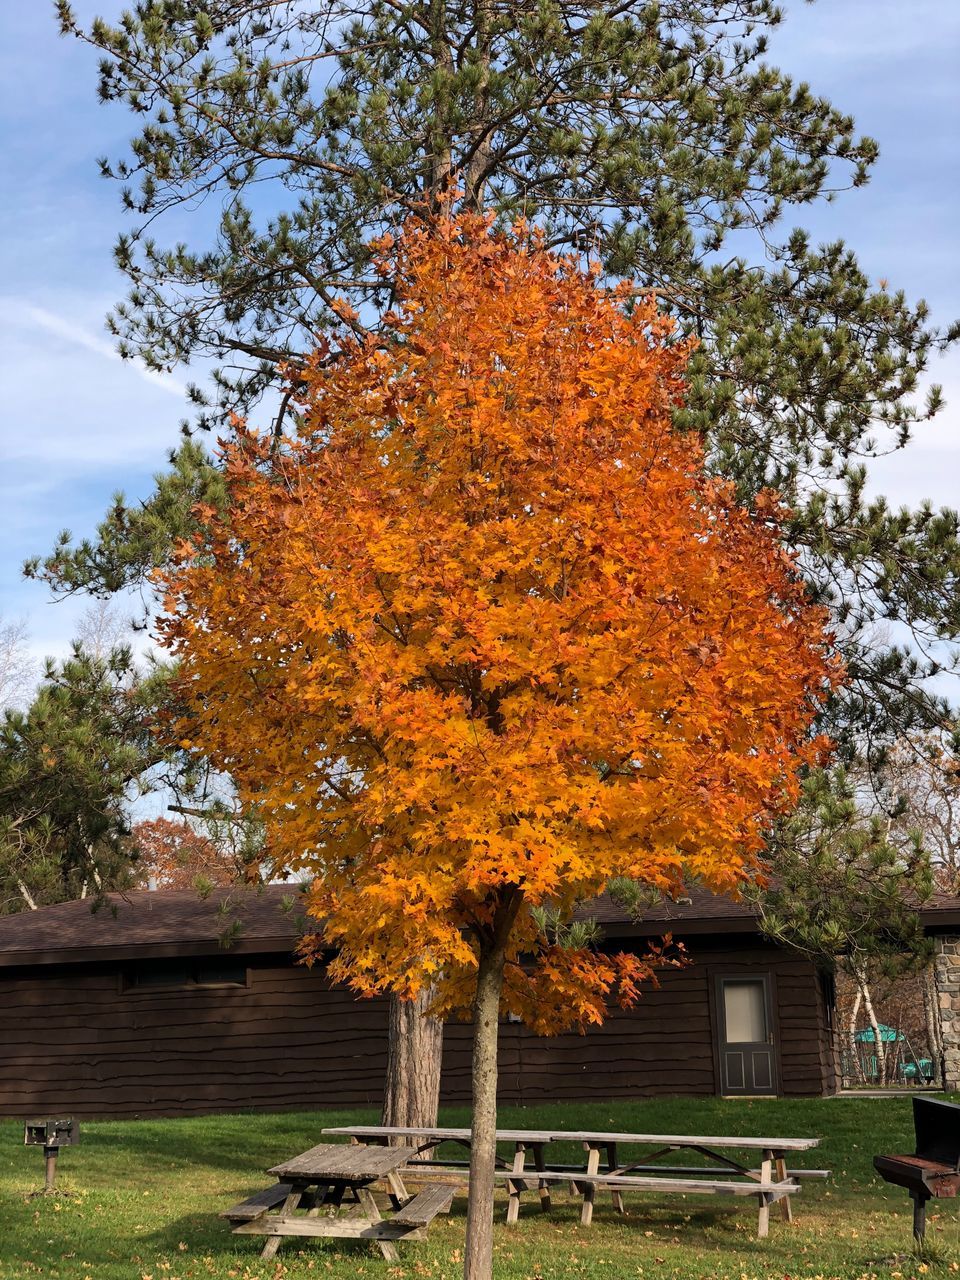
0,885,306,969
2,881,959,969
578,886,756,934
913,890,960,929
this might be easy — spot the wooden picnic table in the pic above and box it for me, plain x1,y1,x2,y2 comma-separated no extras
322,1124,823,1238
220,1141,453,1261
323,1124,556,1221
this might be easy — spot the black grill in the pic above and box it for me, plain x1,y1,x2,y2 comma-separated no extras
874,1097,960,1241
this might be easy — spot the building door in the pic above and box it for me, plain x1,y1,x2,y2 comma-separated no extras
716,975,777,1095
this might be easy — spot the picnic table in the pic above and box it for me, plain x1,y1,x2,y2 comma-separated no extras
323,1124,824,1238
221,1141,453,1261
323,1124,555,1218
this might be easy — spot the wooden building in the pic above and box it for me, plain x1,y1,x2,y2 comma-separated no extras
0,885,951,1118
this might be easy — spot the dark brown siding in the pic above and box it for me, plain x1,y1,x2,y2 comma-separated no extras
0,955,391,1117
0,938,835,1118
442,938,835,1105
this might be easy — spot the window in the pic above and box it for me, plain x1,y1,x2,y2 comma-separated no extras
820,970,836,1030
196,960,248,986
131,963,192,988
124,959,248,991
722,979,768,1043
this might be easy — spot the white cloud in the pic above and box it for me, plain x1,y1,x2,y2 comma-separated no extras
19,302,187,398
0,290,195,469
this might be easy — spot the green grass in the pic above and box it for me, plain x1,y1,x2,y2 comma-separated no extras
1,1097,957,1280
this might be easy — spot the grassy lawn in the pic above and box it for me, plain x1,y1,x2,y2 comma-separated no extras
1,1097,958,1280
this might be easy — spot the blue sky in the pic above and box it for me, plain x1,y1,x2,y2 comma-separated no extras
1,0,958,674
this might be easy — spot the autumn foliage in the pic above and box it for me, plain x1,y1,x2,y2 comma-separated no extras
129,817,237,890
159,213,837,1032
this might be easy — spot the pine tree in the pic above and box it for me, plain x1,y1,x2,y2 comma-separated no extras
751,767,933,975
39,0,959,757
749,766,935,1087
0,647,175,913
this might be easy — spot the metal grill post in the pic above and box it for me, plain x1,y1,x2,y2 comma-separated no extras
44,1145,58,1193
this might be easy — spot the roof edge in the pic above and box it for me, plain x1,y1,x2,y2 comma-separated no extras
0,935,298,970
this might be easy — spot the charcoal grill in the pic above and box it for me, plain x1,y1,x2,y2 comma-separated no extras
874,1096,960,1240
24,1117,78,1193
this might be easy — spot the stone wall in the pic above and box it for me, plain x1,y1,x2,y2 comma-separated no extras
934,934,960,1088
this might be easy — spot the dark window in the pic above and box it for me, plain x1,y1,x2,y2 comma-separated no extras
820,970,836,1030
132,964,192,988
196,960,248,986
124,960,248,991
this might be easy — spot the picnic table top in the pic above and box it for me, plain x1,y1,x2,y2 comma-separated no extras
321,1125,819,1152
324,1124,556,1144
268,1141,417,1182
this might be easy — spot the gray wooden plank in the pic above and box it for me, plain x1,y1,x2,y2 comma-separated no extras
551,1132,819,1151
392,1185,455,1227
323,1125,555,1143
577,1162,830,1180
232,1218,427,1241
321,1125,818,1152
410,1159,827,1183
325,1126,468,1137
398,1165,470,1187
493,1170,800,1197
220,1182,294,1220
268,1141,416,1181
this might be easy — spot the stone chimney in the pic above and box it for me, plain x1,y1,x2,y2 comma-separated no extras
934,935,960,1088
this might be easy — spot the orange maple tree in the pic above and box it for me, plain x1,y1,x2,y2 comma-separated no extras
159,212,838,1277
129,817,237,890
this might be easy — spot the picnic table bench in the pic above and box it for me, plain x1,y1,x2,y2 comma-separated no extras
323,1124,823,1238
221,1141,453,1261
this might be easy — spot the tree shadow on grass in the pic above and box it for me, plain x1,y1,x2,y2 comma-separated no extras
143,1207,451,1268
142,1209,226,1253
62,1108,380,1181
136,1193,769,1276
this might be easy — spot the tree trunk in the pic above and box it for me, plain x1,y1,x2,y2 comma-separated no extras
847,984,863,1085
859,974,886,1086
16,878,38,910
923,965,943,1085
463,940,506,1280
381,987,443,1153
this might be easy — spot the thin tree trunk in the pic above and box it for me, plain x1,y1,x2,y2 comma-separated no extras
15,877,37,910
82,834,102,890
859,975,886,1086
847,984,863,1085
381,987,443,1154
463,940,506,1280
923,965,943,1085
